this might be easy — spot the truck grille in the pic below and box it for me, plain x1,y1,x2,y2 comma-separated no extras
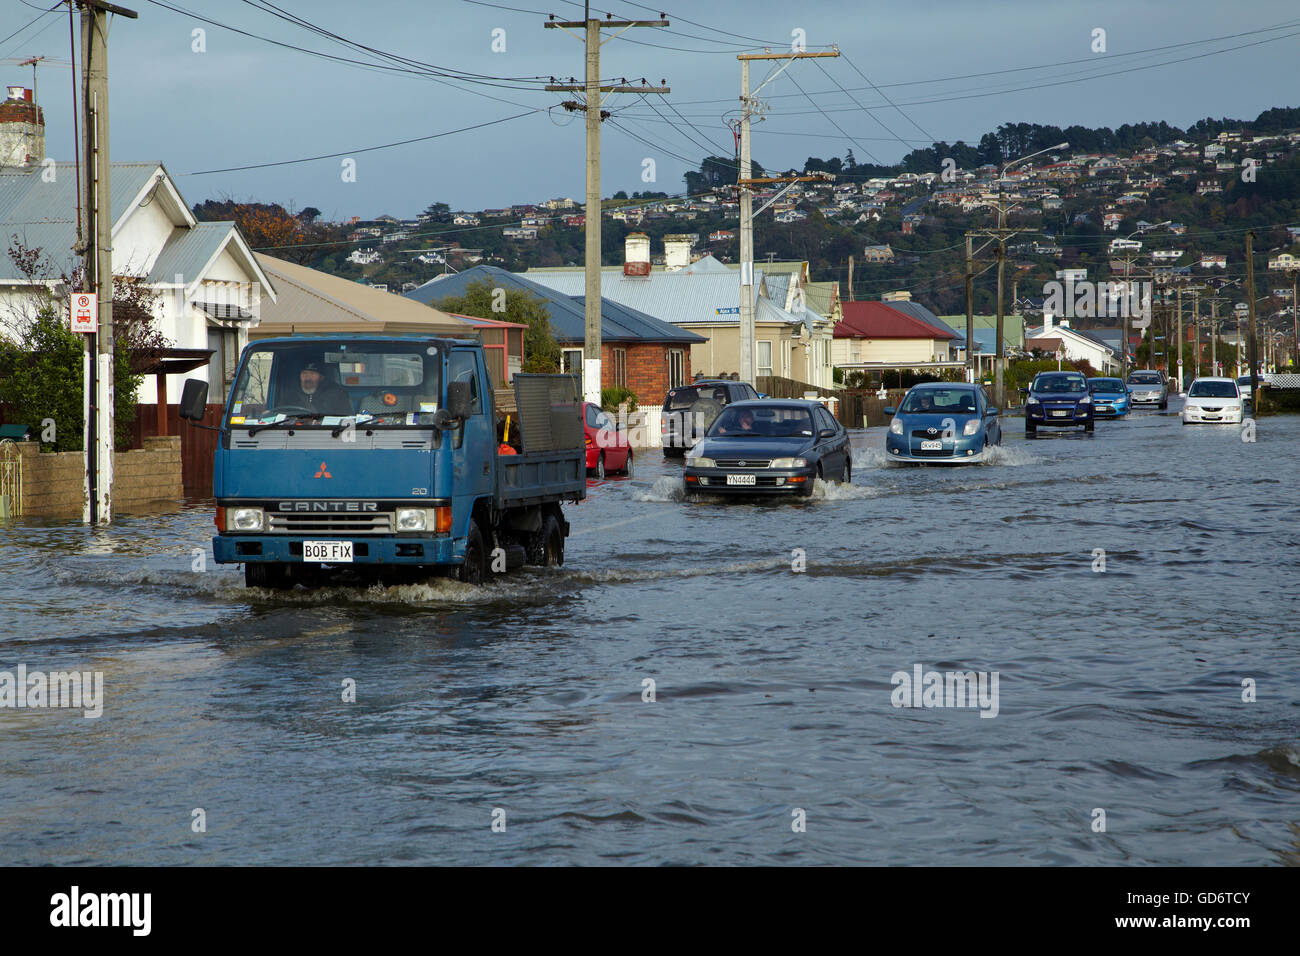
266,512,394,535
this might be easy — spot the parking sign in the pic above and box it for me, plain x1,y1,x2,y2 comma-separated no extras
70,293,97,333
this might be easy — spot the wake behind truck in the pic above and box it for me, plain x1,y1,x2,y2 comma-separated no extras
180,335,586,588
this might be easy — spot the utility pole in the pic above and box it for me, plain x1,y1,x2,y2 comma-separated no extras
736,47,838,385
77,0,137,525
1175,284,1184,393
1246,230,1260,404
846,255,853,302
1210,297,1218,375
1192,287,1200,378
545,8,668,404
964,235,974,382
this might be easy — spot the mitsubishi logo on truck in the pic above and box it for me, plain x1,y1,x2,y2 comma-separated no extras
314,461,332,478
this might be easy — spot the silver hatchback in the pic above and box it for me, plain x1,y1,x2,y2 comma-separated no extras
1125,370,1168,409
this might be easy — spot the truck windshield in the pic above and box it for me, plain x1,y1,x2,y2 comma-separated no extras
227,341,443,426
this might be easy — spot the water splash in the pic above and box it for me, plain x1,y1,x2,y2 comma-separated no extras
633,474,686,502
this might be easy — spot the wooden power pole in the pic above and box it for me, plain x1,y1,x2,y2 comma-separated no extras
1246,230,1260,405
78,0,137,525
545,8,668,404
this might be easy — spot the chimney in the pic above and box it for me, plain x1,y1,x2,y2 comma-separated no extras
1043,313,1053,335
880,290,912,302
0,86,45,167
623,231,650,277
663,234,691,272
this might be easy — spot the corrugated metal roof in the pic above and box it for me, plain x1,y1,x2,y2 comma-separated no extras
148,222,233,284
523,265,767,328
405,265,702,344
0,162,164,281
836,301,956,340
255,253,469,335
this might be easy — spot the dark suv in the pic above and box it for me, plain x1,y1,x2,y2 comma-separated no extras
1022,371,1094,434
661,379,760,456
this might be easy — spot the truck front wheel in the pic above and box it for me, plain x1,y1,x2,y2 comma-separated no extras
459,520,488,585
245,562,293,590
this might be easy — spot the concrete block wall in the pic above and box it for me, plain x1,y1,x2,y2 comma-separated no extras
14,436,183,518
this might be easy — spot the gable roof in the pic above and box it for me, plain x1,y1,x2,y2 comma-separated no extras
254,253,466,336
150,221,276,301
405,265,703,345
835,301,956,340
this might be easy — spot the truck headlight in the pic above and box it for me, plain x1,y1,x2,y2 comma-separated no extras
396,508,428,531
770,457,807,469
686,457,714,468
231,507,264,532
889,418,903,435
963,419,980,436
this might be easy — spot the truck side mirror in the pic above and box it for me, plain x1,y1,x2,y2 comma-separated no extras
446,381,474,420
179,379,209,420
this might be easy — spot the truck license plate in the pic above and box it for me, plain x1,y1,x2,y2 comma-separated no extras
920,440,942,450
303,540,353,563
726,474,756,485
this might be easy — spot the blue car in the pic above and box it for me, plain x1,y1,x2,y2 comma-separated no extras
1022,371,1094,435
1087,377,1131,417
884,382,1002,464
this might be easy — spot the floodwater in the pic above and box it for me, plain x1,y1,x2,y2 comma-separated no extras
1,401,1298,865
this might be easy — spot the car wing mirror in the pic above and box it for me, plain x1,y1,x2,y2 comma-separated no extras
1019,387,1029,395
883,406,895,415
818,428,836,438
987,407,999,415
179,378,209,421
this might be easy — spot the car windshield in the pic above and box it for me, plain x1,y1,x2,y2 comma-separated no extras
899,388,977,414
1034,375,1086,394
667,385,728,410
708,405,813,438
1188,381,1238,398
227,341,443,426
1088,379,1125,393
1128,373,1161,384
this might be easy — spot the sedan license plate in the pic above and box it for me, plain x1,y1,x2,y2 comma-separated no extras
1050,410,1069,417
726,473,757,486
920,440,943,451
303,540,353,563
1097,405,1112,412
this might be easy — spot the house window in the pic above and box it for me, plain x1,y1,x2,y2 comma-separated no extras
207,328,239,397
612,348,627,387
667,349,685,388
757,341,773,379
562,348,583,391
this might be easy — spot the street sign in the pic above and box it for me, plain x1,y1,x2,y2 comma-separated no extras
70,293,97,333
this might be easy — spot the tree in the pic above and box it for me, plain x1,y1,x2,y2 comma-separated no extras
433,279,561,372
420,202,451,223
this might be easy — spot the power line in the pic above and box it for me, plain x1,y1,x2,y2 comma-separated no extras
784,68,883,165
183,109,546,175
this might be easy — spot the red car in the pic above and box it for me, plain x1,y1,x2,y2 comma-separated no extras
584,402,633,478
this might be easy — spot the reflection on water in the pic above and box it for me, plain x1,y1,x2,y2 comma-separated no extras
1,407,1298,864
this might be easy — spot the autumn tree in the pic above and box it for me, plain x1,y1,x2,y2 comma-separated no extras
433,280,561,373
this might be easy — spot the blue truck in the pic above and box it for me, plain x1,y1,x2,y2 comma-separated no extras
179,334,586,588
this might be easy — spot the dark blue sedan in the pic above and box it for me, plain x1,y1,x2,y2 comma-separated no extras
884,382,1002,464
683,400,851,497
1023,371,1094,434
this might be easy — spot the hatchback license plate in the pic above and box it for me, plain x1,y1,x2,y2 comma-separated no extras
726,474,756,486
920,440,942,450
303,540,353,562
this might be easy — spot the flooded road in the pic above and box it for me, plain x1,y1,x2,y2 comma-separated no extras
2,402,1298,865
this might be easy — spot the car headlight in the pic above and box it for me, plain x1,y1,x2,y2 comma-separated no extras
687,457,714,468
1026,398,1040,407
1078,395,1091,404
962,419,980,436
889,418,903,435
230,507,264,532
396,508,427,531
770,457,807,469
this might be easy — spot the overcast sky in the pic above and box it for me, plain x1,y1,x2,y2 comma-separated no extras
3,0,1298,221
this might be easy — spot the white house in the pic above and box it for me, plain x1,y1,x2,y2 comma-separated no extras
0,158,275,405
1024,315,1119,373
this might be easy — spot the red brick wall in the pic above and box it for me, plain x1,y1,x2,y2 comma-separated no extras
600,343,690,404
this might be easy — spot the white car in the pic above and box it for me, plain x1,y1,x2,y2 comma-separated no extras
1182,377,1244,425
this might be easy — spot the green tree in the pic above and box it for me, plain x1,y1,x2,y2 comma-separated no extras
434,280,561,372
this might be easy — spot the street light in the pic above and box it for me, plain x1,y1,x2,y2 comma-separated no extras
993,141,1068,410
